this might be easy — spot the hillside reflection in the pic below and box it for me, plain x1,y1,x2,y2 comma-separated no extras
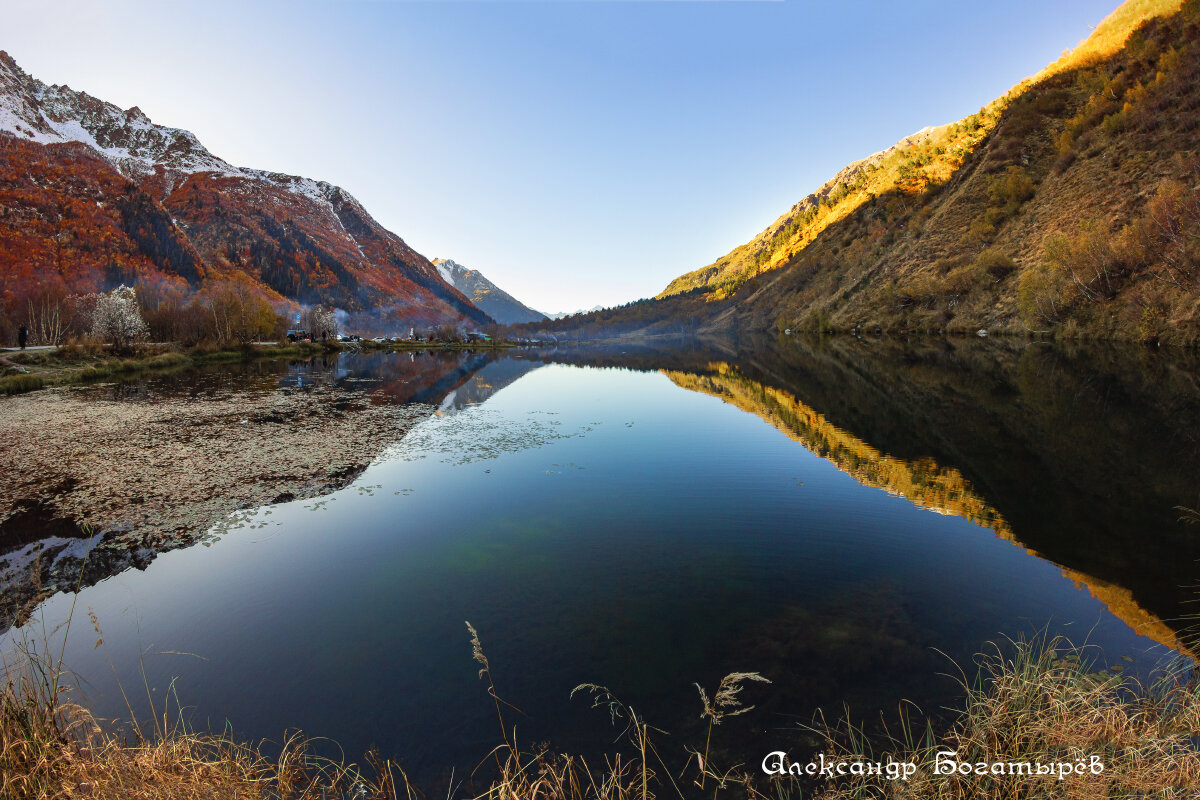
542,336,1200,654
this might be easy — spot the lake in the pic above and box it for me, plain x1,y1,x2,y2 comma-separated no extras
3,337,1198,785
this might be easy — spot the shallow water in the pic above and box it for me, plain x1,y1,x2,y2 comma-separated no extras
4,339,1199,783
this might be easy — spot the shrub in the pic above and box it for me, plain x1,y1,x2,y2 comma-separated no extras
1032,88,1071,116
148,352,190,369
944,263,987,295
969,218,997,243
1044,222,1126,302
77,286,149,351
0,374,44,395
56,337,106,361
1102,107,1128,137
973,248,1018,281
1018,265,1071,328
987,166,1036,215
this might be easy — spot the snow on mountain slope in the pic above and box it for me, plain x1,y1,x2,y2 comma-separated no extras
547,306,605,319
0,50,490,325
0,52,233,177
431,258,547,325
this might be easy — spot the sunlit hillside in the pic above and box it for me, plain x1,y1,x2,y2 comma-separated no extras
657,0,1183,305
746,0,1200,344
1034,0,1184,80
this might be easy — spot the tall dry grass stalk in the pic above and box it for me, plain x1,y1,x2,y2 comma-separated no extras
693,673,771,790
4,614,1197,799
0,613,414,799
467,620,516,760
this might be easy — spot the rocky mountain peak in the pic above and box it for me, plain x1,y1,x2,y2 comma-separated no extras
431,258,546,325
0,53,232,179
0,51,492,326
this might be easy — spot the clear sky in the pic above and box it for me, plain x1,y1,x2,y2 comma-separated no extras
8,0,1125,314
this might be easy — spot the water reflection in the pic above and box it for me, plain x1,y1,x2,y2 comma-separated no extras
1,337,1197,786
540,336,1200,646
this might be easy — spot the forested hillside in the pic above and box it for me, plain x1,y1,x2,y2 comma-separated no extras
0,51,490,343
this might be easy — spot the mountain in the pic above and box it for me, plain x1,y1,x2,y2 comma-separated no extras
0,51,491,328
657,124,954,300
531,0,1199,346
547,305,605,320
431,258,546,324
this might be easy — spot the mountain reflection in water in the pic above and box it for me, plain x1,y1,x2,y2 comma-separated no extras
2,336,1197,785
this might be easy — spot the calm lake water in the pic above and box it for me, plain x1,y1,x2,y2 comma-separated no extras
4,338,1199,784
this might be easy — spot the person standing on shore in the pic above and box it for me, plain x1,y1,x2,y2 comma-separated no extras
17,324,28,350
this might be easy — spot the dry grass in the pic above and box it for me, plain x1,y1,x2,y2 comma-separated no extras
3,621,1197,799
811,635,1200,799
0,632,403,800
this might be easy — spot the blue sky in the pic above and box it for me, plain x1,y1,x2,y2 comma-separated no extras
9,0,1125,313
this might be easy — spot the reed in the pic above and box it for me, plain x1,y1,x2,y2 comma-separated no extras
0,373,44,394
810,634,1200,799
2,621,1196,799
1,605,400,800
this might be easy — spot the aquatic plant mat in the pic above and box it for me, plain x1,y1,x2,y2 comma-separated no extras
3,625,1198,799
0,384,433,631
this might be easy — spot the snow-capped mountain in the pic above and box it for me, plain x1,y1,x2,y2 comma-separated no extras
0,54,231,178
0,51,490,325
432,258,547,325
547,305,605,320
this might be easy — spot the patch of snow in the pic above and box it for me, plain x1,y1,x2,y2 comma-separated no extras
0,52,382,242
435,260,457,285
0,101,56,144
0,58,237,178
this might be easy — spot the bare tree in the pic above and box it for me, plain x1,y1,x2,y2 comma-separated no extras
26,295,68,346
301,305,338,340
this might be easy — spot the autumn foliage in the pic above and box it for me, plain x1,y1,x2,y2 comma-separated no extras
0,100,491,345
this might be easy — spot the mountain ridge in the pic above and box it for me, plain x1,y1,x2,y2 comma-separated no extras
524,0,1199,346
431,258,546,325
657,0,1185,305
658,124,952,299
0,51,492,330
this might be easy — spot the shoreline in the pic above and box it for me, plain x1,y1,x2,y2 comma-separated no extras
0,374,435,632
0,338,518,396
2,631,1196,799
